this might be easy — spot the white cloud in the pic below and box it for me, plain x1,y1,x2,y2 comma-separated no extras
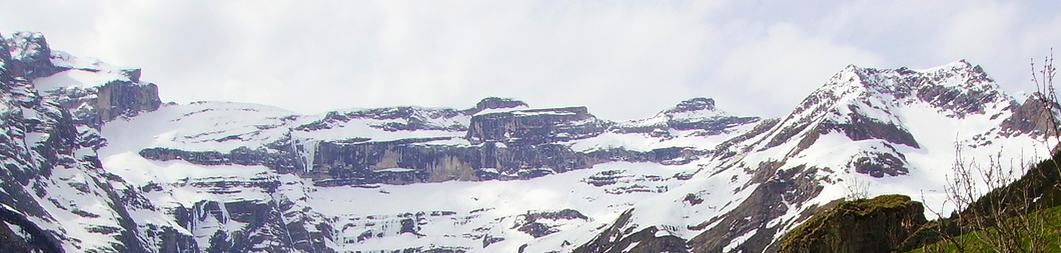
710,23,882,116
1,0,1059,120
935,1,1017,59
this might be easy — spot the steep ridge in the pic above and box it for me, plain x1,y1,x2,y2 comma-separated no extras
569,61,1057,253
2,31,1058,253
0,32,191,253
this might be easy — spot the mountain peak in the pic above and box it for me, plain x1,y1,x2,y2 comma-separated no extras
824,59,995,94
664,97,716,114
3,31,50,62
2,31,58,79
838,59,982,79
914,59,981,74
943,58,973,68
842,63,862,71
471,97,528,112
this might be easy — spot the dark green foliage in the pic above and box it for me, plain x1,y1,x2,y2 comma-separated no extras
776,195,927,253
778,149,1061,253
899,151,1061,252
966,151,1061,215
904,205,1061,253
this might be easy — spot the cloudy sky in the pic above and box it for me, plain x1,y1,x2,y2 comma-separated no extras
2,0,1060,120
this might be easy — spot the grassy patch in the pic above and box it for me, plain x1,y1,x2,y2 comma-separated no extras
905,205,1061,253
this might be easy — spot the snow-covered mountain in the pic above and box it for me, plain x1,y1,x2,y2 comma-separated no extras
0,32,1056,253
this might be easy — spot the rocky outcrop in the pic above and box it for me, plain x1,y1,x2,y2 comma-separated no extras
666,97,716,114
298,97,528,133
298,107,468,132
907,62,1003,117
615,97,760,136
2,32,61,79
141,133,697,187
304,140,667,186
465,97,528,113
3,32,162,127
847,148,910,177
240,104,639,186
43,77,162,127
571,210,688,253
1000,93,1059,137
513,209,588,238
0,206,65,253
687,165,826,253
775,195,926,253
139,146,302,172
91,80,162,123
467,106,609,145
818,106,919,149
180,198,335,253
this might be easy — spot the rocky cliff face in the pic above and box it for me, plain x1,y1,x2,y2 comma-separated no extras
467,106,609,145
3,32,61,79
7,32,161,128
2,32,1057,253
466,97,529,114
126,93,722,190
571,210,688,253
776,195,926,253
1000,93,1061,138
0,32,193,253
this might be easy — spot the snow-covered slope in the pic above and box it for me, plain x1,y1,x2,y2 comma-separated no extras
88,92,759,252
3,31,1058,253
570,97,760,153
0,32,185,253
568,60,1058,253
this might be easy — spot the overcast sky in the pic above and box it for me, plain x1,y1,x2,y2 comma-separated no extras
3,0,1060,120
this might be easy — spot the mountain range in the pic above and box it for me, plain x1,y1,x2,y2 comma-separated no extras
0,31,1056,253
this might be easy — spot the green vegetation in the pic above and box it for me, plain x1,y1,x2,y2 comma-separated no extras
777,195,926,253
905,205,1061,253
896,151,1061,252
776,151,1061,253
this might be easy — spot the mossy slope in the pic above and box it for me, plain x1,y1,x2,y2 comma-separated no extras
777,195,927,253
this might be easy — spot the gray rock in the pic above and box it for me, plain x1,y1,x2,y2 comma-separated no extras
466,97,527,113
2,31,60,79
467,106,608,145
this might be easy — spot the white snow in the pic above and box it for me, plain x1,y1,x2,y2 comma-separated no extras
50,51,122,70
100,101,297,153
473,106,528,116
42,49,1051,253
376,168,416,173
306,161,698,252
33,69,129,91
569,124,755,152
723,228,757,252
291,117,465,143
